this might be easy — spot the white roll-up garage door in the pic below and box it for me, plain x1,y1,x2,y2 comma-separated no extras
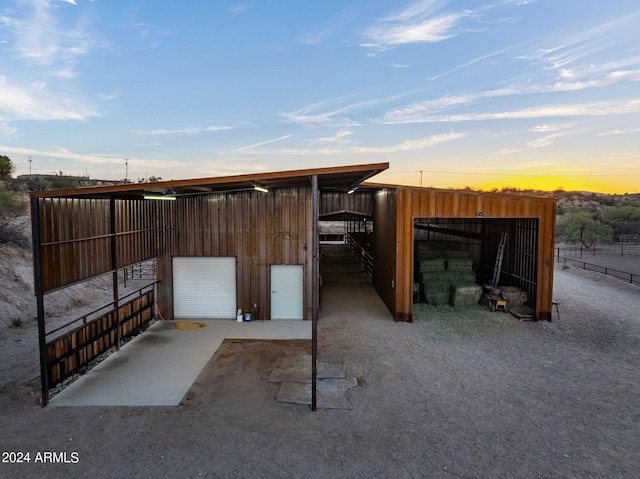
173,257,236,319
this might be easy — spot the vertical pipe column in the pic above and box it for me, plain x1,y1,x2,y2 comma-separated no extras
311,175,319,411
110,198,120,350
31,198,48,406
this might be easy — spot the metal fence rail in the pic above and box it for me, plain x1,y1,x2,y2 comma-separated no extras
557,243,640,257
345,232,373,275
556,256,638,285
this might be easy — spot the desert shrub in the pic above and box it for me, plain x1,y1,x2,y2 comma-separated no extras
0,183,29,248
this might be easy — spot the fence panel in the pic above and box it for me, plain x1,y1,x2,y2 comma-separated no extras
45,284,156,389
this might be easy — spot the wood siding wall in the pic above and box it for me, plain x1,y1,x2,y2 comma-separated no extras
156,187,314,320
320,191,374,218
35,198,159,293
375,187,556,322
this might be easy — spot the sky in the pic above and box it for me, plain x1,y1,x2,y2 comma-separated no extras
1,0,640,194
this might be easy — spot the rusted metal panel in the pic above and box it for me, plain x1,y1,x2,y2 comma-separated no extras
320,191,375,219
35,198,158,293
157,187,314,320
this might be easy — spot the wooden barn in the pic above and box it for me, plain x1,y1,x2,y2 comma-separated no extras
372,185,557,323
30,163,556,405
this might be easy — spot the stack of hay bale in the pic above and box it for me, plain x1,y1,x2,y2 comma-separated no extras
416,240,483,307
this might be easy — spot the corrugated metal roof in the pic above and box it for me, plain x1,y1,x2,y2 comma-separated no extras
29,163,389,199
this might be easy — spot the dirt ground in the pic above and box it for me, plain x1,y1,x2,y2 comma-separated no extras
1,258,640,478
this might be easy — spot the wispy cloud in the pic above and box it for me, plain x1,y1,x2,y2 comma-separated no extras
380,69,640,124
380,100,640,124
520,11,640,73
0,0,101,124
363,0,472,50
233,135,292,152
280,101,363,128
0,75,99,121
281,92,410,128
0,144,184,169
306,129,353,146
234,131,466,155
134,126,234,136
7,0,89,66
598,127,640,136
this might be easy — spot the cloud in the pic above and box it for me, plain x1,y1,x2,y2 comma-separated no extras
598,127,640,136
0,143,185,169
134,126,234,136
380,100,640,124
380,69,640,124
281,93,409,129
234,131,466,155
233,135,292,152
7,0,91,65
280,101,363,128
306,129,354,146
363,0,472,50
0,75,99,121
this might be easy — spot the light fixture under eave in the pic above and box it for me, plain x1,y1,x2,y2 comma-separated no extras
347,187,357,195
144,195,176,201
253,185,269,193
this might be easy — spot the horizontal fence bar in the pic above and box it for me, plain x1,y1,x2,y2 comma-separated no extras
45,284,156,389
556,256,637,284
556,243,640,257
45,281,158,341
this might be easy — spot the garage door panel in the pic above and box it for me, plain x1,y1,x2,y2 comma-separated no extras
173,257,236,319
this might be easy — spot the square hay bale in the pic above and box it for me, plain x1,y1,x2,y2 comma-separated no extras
445,250,470,260
425,291,451,306
421,271,450,283
444,271,476,283
451,282,483,307
422,280,449,292
419,259,446,272
427,240,450,250
416,250,446,260
447,240,462,250
497,286,528,306
446,258,474,270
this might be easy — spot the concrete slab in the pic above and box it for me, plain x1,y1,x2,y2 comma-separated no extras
50,319,311,407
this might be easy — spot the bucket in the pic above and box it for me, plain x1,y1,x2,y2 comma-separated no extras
236,309,243,323
244,313,253,322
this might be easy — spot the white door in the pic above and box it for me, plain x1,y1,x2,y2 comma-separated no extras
173,257,236,319
271,265,304,320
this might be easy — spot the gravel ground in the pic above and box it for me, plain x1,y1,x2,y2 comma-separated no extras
1,258,639,478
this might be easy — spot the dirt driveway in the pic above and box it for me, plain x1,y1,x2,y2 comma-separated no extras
1,263,639,478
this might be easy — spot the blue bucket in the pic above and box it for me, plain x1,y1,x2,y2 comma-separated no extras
244,313,253,322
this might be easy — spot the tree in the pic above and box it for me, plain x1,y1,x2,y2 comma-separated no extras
0,155,14,179
556,212,613,248
600,206,640,237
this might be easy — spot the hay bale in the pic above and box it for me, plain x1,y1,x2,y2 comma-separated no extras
427,240,450,250
418,259,446,272
425,291,451,305
422,280,449,292
446,258,474,272
416,250,446,260
497,286,528,306
451,282,483,307
445,250,469,259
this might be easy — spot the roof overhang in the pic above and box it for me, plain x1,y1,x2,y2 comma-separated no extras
30,163,389,200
